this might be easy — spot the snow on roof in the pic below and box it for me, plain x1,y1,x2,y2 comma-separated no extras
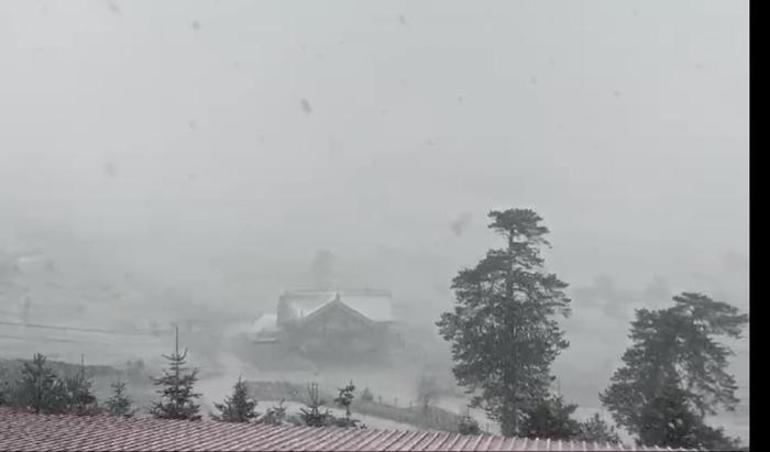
280,290,394,323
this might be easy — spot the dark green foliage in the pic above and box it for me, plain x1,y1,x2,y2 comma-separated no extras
437,208,571,436
299,383,334,427
213,377,259,423
457,413,481,435
64,367,99,416
635,385,740,450
332,381,364,428
334,381,355,418
14,353,69,414
259,399,287,425
105,380,134,417
601,292,747,450
519,395,580,440
150,329,202,421
0,379,9,406
576,414,621,444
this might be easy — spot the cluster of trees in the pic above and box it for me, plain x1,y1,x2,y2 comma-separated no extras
0,330,366,430
437,208,748,449
0,353,134,417
210,379,366,428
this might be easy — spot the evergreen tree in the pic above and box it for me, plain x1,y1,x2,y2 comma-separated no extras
600,292,747,450
105,380,135,417
333,381,355,419
519,395,581,440
332,381,362,428
213,377,259,423
15,353,69,414
299,383,333,427
150,326,202,421
64,363,99,416
436,209,571,436
576,413,621,444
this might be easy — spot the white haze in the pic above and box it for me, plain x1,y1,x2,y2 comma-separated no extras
0,0,748,439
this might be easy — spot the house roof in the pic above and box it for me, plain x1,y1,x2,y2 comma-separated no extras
279,290,394,323
0,409,695,451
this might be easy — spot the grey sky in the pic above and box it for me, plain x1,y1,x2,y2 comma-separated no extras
0,0,748,310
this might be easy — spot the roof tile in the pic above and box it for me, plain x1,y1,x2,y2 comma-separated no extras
0,408,699,451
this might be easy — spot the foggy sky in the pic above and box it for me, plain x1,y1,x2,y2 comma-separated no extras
0,1,748,312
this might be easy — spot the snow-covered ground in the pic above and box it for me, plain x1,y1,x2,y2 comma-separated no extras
1,322,748,445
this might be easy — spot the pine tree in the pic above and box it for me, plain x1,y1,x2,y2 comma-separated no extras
15,353,69,414
519,395,581,440
332,381,362,428
333,381,355,419
105,380,134,417
64,356,99,416
436,209,571,436
213,377,258,423
601,292,747,450
150,326,202,421
299,383,333,427
576,413,621,444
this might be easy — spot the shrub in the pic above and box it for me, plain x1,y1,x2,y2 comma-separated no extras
458,414,481,435
259,399,288,425
299,383,334,427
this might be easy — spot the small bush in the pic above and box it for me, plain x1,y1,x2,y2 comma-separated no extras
458,414,481,435
299,383,334,427
259,400,288,425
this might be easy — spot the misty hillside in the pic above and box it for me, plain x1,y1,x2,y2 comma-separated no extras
0,0,748,449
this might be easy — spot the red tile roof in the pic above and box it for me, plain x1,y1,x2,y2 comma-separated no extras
0,408,694,451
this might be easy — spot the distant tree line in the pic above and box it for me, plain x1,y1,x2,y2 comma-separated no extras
0,353,133,417
0,327,367,431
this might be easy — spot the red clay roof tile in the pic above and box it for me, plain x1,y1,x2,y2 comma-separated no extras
0,408,696,451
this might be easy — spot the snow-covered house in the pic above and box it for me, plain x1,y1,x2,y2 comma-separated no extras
252,289,396,359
